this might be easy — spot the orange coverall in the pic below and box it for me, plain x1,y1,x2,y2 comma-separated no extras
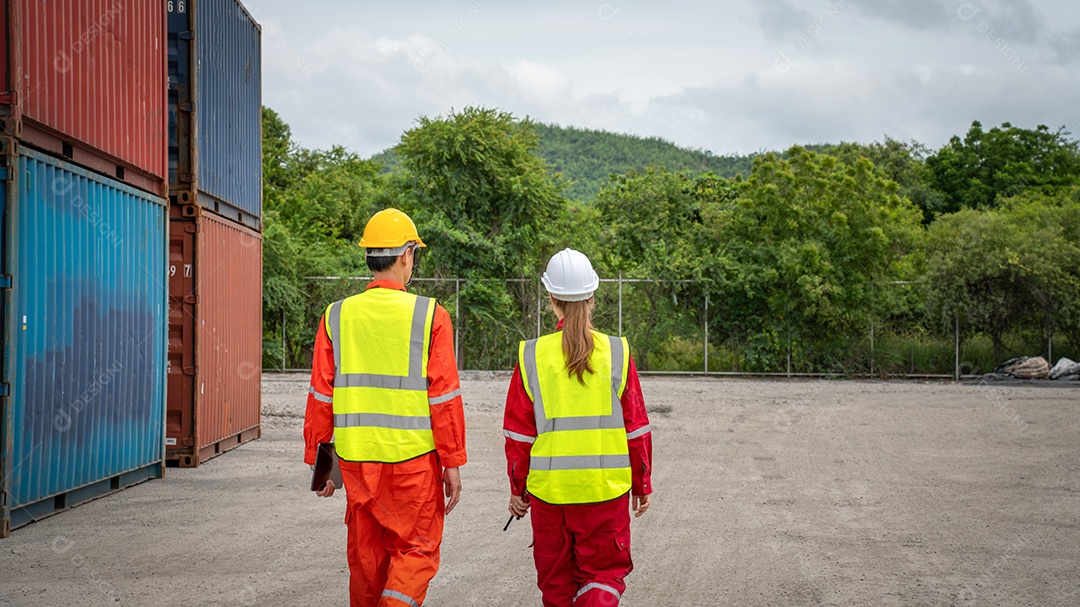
304,280,468,607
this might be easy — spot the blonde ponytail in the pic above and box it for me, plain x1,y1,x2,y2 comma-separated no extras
553,298,595,385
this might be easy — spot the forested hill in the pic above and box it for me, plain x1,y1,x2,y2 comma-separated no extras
531,123,754,200
369,122,755,201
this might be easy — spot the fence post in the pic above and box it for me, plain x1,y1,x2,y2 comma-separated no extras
954,314,960,381
536,280,542,338
618,273,623,337
869,318,874,377
281,308,286,372
455,278,461,370
1047,316,1053,365
704,292,709,374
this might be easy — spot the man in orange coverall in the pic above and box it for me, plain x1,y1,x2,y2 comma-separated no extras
304,208,467,607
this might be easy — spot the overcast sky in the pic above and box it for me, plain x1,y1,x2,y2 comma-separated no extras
242,0,1080,158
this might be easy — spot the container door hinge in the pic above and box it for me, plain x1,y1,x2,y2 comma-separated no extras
0,168,9,181
179,31,193,41
183,366,198,376
0,275,10,289
0,383,9,397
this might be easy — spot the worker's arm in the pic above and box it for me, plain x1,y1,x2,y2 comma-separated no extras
622,355,653,517
303,314,335,466
428,304,466,514
503,363,536,500
427,303,467,469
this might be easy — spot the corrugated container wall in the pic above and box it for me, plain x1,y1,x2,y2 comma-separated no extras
1,1,168,198
167,209,262,467
169,0,262,228
1,147,168,536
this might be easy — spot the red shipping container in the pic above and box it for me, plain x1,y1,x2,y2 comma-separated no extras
167,207,262,467
1,0,167,197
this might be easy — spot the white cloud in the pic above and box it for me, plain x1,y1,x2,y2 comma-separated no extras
244,0,1080,157
509,60,573,99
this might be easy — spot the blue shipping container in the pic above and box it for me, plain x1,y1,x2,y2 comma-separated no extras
168,0,262,227
1,147,168,536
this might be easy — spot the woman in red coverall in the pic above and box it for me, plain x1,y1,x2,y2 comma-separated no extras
503,249,653,607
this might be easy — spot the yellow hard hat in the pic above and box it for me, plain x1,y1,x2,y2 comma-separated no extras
358,208,426,252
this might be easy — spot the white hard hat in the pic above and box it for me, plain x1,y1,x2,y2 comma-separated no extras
541,249,599,301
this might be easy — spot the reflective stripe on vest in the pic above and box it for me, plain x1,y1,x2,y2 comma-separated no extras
521,331,632,504
327,289,436,462
530,453,631,470
333,412,432,430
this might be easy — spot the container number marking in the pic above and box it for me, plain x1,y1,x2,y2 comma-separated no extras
167,1,186,13
169,264,193,278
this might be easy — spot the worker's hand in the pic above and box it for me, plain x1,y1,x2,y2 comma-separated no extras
632,494,651,518
443,467,462,514
509,494,530,518
316,479,336,498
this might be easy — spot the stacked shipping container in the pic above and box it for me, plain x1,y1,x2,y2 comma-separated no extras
0,150,168,535
0,0,169,197
168,0,263,227
166,0,263,467
167,209,262,467
1,0,263,534
0,1,171,536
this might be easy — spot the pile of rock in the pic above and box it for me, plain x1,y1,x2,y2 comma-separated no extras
985,356,1080,381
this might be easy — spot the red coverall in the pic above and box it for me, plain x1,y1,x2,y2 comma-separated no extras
305,280,468,607
503,325,653,607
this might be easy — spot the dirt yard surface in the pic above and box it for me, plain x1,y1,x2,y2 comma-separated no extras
2,375,1078,606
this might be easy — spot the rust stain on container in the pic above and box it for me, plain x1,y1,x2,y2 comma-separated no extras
2,1,168,197
167,205,261,467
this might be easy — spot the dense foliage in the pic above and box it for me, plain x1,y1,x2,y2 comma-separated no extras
926,122,1080,216
371,122,755,202
532,123,754,201
263,108,1080,374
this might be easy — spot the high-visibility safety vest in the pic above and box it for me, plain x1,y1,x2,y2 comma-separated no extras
519,330,632,504
325,288,437,463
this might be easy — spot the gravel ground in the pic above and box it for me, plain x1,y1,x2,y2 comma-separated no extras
1,374,1078,606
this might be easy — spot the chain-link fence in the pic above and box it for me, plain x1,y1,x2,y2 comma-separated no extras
286,276,1077,378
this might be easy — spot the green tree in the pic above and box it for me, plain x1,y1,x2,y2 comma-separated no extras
820,137,945,220
262,107,294,196
999,189,1080,357
533,123,754,201
396,106,568,367
706,147,924,371
398,107,565,278
926,121,1080,215
924,191,1080,366
261,108,388,367
590,168,728,368
925,209,1027,366
594,167,714,279
275,147,382,244
370,122,757,202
